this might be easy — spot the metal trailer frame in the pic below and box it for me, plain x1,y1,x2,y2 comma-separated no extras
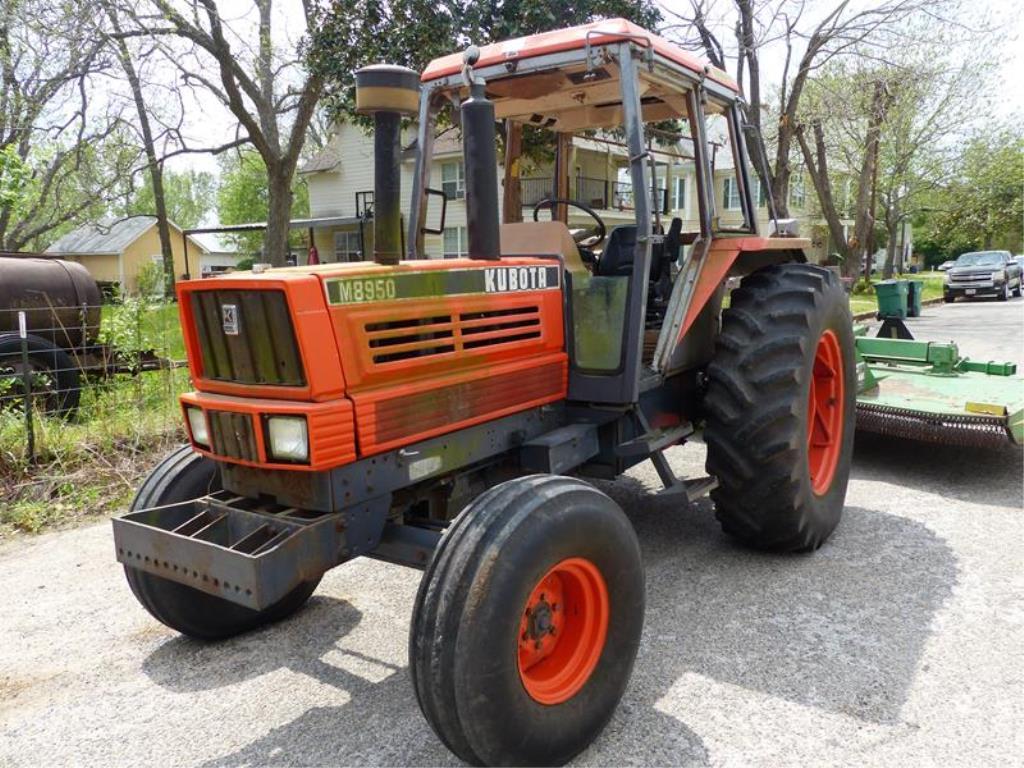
112,38,770,611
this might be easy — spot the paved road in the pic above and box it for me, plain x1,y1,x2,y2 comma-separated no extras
2,299,1022,767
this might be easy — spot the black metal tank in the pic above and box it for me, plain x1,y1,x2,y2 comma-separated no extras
0,254,102,348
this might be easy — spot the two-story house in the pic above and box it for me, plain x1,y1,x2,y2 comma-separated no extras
299,122,828,264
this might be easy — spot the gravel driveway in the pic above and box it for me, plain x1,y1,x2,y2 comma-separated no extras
2,299,1021,767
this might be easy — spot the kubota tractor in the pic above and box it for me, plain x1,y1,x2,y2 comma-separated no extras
114,19,856,766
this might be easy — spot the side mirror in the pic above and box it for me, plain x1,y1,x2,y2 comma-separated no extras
421,187,448,235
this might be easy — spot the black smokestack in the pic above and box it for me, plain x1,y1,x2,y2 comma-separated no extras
354,64,420,265
460,47,500,261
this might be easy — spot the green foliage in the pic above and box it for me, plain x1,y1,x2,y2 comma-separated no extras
308,0,661,123
916,126,1024,258
126,169,215,230
0,145,30,207
136,260,165,298
851,277,874,295
216,150,310,256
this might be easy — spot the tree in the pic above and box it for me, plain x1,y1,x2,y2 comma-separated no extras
667,0,950,216
116,0,324,267
126,169,215,230
101,3,180,292
917,127,1024,258
0,0,135,251
216,150,309,256
308,0,661,122
873,56,975,277
795,71,894,275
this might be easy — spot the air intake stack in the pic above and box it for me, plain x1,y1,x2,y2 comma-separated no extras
460,47,500,260
354,64,420,265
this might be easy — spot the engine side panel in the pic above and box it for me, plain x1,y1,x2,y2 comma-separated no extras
321,258,568,456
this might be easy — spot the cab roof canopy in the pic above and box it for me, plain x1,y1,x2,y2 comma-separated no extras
421,18,739,134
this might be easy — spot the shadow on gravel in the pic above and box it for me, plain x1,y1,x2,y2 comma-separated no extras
601,476,957,730
853,432,1023,509
142,595,363,692
140,474,956,765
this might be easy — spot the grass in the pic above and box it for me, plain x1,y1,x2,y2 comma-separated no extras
1,300,189,538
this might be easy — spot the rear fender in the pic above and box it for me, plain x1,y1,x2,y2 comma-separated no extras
677,238,809,343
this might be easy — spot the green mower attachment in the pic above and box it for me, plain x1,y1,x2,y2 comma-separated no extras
854,323,1024,448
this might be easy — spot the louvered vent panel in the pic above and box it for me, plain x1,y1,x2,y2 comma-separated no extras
364,306,541,365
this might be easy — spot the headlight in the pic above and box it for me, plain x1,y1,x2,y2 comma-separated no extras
943,272,951,284
186,406,209,447
995,269,1006,282
266,416,309,462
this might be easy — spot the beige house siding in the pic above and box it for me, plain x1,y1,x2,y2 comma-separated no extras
64,253,121,285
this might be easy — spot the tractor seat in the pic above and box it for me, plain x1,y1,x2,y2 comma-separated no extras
596,218,682,282
595,225,637,277
499,222,589,277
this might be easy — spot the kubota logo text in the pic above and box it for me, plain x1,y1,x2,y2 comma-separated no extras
484,266,549,292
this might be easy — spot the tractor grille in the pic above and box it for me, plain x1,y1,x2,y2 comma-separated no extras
207,409,259,462
365,306,542,365
190,290,305,386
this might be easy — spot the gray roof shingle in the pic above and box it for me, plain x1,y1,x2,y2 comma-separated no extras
46,216,158,255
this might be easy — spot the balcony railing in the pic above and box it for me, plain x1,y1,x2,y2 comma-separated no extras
521,176,668,213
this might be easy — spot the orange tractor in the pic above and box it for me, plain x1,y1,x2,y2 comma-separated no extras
114,19,855,766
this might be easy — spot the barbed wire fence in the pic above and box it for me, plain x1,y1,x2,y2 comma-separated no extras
1,298,190,479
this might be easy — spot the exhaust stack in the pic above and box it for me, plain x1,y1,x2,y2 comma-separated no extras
354,64,420,265
460,47,500,260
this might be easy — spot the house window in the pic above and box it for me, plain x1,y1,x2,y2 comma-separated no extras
753,178,769,208
790,174,807,208
334,230,363,262
443,226,467,258
723,176,742,210
672,176,686,211
441,161,465,200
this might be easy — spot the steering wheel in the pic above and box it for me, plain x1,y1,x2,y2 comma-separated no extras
532,198,607,249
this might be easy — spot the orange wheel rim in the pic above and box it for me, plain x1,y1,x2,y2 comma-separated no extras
517,557,609,705
807,329,844,495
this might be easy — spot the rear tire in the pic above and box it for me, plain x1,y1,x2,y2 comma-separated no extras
124,446,320,640
704,264,856,552
410,475,644,766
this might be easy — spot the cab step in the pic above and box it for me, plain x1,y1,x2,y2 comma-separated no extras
615,422,693,459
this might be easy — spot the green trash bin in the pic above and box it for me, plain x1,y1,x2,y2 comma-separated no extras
906,280,924,317
874,280,909,319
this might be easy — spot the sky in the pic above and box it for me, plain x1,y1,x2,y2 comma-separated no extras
162,0,1024,186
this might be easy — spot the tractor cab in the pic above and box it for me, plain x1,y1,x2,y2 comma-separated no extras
407,18,784,404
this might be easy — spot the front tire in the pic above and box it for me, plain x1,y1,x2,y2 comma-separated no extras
410,476,644,766
704,264,856,552
124,446,320,640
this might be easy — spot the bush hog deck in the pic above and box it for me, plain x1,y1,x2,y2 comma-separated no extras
114,19,859,765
